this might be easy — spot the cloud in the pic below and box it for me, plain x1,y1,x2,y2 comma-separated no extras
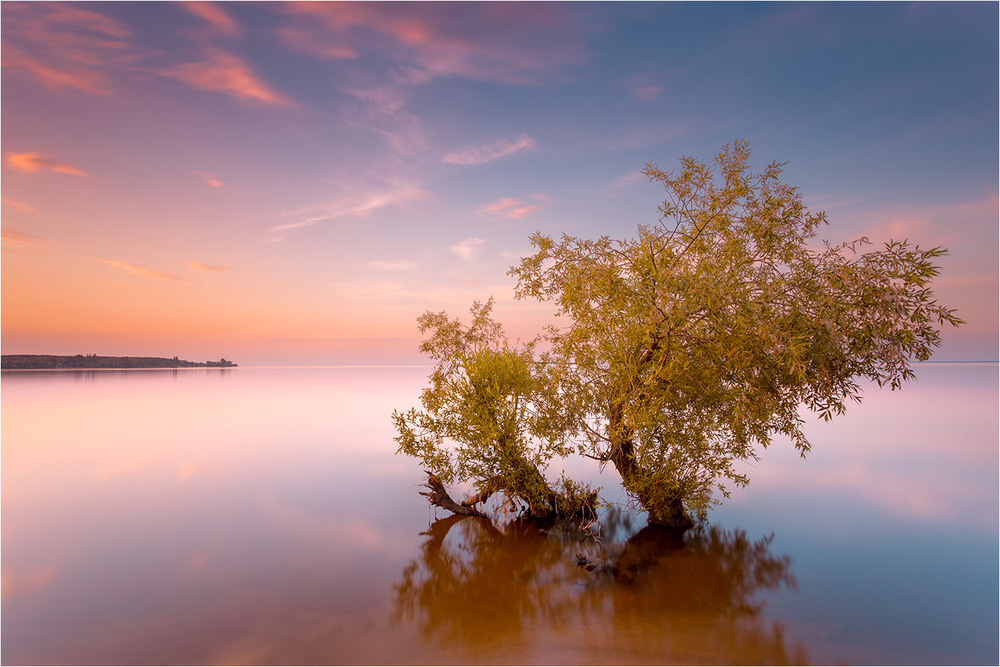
1,198,38,213
180,1,242,39
449,237,486,262
3,4,292,112
442,134,537,166
479,194,550,219
270,220,317,235
2,229,45,253
272,183,428,237
369,260,416,271
276,4,588,158
609,170,647,190
339,82,428,155
326,279,513,306
5,152,87,176
95,259,189,283
278,3,588,86
848,195,999,248
161,49,295,107
0,3,134,95
188,261,228,272
616,72,665,102
191,171,224,187
1,565,59,599
604,120,693,151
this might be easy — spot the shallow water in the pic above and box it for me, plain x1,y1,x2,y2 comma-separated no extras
2,365,997,664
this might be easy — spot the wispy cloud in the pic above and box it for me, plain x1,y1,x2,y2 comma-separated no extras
604,120,693,151
339,81,428,155
95,259,189,283
161,49,295,107
443,134,537,166
601,170,648,198
616,72,664,102
479,194,550,219
2,228,45,253
369,260,416,271
278,3,588,86
449,237,486,262
271,183,428,238
187,261,228,272
3,3,293,113
1,197,39,213
179,1,242,39
5,152,87,176
1,3,133,95
823,193,999,248
326,278,514,307
191,171,224,187
276,3,587,157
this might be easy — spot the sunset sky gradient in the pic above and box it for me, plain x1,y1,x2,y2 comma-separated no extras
3,1,997,365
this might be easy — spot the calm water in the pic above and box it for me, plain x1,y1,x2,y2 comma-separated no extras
2,365,997,665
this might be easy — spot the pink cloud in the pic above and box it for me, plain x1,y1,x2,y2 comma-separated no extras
95,259,189,283
443,134,537,166
278,3,588,85
161,49,295,107
180,1,242,39
479,194,550,219
1,3,134,95
2,198,39,214
272,184,428,237
846,195,999,248
2,228,45,253
449,237,486,262
191,171,224,187
617,72,665,102
1,565,60,600
5,152,87,176
187,261,228,272
369,260,416,271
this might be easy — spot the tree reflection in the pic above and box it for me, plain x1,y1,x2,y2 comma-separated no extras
392,509,808,664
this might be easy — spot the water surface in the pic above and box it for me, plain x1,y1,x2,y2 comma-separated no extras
2,365,996,664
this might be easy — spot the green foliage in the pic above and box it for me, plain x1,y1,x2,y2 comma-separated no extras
392,299,575,515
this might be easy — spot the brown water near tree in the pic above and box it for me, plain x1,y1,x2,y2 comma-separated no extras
393,512,806,665
2,366,996,664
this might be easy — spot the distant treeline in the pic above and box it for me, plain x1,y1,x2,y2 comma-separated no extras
1,355,237,369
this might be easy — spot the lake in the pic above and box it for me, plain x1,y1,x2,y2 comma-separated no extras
2,364,997,665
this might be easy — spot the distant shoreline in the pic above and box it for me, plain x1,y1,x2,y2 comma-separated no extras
1,355,237,370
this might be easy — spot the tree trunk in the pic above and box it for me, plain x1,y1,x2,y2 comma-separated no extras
608,401,694,529
419,472,487,517
419,470,596,522
645,494,695,528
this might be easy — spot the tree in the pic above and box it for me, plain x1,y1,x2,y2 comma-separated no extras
394,141,961,528
392,299,598,520
507,140,962,526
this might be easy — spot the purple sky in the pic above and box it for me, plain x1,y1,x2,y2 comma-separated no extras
3,2,996,364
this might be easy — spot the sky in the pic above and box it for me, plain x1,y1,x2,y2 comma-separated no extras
2,1,997,366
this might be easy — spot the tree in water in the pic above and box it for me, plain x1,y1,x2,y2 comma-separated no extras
392,299,598,520
509,140,961,526
395,141,961,528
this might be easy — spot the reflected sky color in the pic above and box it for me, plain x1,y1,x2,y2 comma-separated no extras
2,365,996,665
2,2,997,365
